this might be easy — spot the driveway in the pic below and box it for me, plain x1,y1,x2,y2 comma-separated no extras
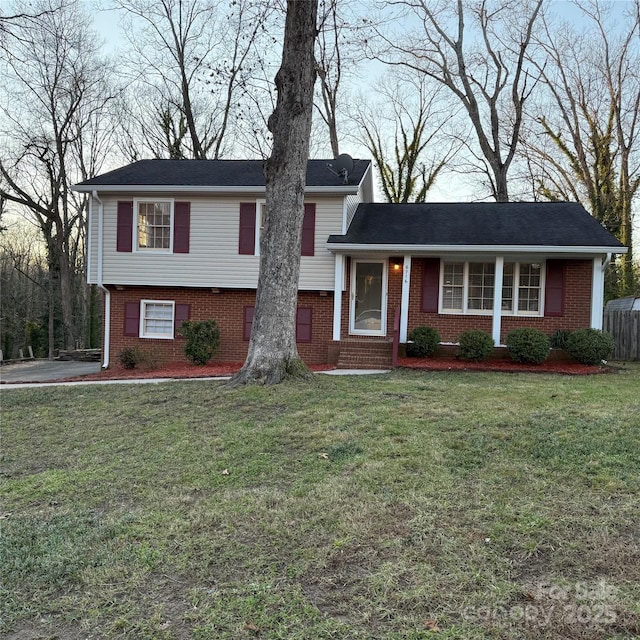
0,360,102,383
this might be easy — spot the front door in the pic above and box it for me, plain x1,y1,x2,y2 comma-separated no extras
350,260,387,335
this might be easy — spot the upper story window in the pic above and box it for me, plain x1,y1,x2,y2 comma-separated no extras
440,261,543,316
117,200,190,254
136,200,173,251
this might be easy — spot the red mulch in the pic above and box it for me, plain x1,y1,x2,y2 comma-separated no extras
396,356,607,375
68,361,335,382
66,357,607,382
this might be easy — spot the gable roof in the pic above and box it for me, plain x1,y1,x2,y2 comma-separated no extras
327,202,626,253
73,158,371,194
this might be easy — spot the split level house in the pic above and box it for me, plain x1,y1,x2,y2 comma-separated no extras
73,159,627,369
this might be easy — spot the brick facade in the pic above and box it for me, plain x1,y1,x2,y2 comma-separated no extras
107,286,335,365
406,257,593,343
105,257,595,366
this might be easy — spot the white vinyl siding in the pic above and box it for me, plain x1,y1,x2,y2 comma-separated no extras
87,199,99,284
100,195,344,290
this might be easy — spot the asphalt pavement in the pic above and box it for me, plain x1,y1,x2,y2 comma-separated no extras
0,360,102,383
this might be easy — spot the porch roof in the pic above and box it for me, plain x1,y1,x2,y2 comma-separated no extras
327,202,626,253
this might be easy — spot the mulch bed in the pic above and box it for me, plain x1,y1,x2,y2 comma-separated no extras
396,356,607,375
65,357,607,382
66,361,334,382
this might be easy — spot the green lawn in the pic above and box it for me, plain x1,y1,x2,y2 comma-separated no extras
2,367,640,639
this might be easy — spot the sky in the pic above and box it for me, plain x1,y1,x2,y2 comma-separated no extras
86,0,638,241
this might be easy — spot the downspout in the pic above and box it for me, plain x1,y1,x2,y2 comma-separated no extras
93,190,110,369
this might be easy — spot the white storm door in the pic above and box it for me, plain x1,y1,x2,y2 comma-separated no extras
350,260,387,335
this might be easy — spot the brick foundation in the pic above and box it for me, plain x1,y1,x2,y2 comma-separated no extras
106,286,334,365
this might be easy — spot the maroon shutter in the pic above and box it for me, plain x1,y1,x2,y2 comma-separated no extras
239,203,257,255
301,203,315,256
243,306,255,341
124,301,140,336
174,303,191,336
545,259,566,317
421,258,440,313
296,307,312,343
173,202,190,253
117,201,133,252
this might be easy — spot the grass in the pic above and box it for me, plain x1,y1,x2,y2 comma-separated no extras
2,366,640,639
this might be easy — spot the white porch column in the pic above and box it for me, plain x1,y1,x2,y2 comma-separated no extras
332,254,345,341
591,256,606,329
400,255,412,342
492,256,504,345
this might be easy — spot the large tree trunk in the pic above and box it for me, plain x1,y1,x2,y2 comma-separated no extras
229,0,318,386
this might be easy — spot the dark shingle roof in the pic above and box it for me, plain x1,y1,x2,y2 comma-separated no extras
76,159,370,188
327,202,624,248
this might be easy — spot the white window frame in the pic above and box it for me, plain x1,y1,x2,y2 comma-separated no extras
134,198,174,252
439,259,545,317
512,262,545,316
140,300,175,339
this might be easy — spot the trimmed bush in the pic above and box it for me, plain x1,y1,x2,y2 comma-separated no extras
506,328,550,364
566,328,615,365
118,347,142,369
406,326,440,358
180,319,220,365
457,330,494,361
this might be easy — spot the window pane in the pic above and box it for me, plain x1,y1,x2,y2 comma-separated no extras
502,263,514,311
137,201,171,249
518,264,541,312
442,263,464,310
467,263,494,311
142,302,174,337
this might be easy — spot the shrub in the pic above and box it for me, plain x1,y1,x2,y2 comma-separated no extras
118,347,142,369
566,328,615,365
180,319,220,365
549,329,572,350
457,330,494,361
25,320,46,358
506,328,550,364
406,326,440,358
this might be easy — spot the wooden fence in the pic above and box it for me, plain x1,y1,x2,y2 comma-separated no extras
603,310,640,361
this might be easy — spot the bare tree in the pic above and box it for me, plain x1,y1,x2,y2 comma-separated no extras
353,74,457,202
115,0,273,160
523,1,640,294
0,1,62,49
231,0,318,386
372,0,543,202
0,0,114,353
0,221,49,358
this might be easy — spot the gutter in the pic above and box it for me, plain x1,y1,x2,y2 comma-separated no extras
92,190,110,369
73,184,362,196
325,243,628,255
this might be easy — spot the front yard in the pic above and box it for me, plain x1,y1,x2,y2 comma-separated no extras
2,367,639,639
